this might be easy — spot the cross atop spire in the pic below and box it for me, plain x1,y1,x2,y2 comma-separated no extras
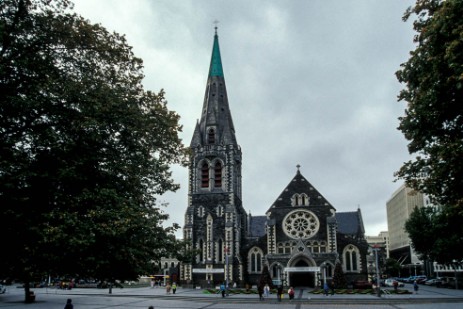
213,19,219,34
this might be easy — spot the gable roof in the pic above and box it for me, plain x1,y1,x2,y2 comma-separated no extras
249,215,267,237
267,168,335,212
335,209,365,235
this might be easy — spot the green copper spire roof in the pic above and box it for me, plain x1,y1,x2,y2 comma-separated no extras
208,27,224,77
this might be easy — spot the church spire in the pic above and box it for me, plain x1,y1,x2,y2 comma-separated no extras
209,26,224,77
190,27,237,148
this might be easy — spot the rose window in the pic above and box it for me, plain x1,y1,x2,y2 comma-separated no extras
283,210,319,239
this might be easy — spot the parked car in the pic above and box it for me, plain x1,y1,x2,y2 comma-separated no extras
446,277,463,289
416,277,428,284
424,278,442,286
404,275,426,283
0,284,6,294
384,278,404,287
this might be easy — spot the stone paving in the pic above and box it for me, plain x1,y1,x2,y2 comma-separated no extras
1,284,463,309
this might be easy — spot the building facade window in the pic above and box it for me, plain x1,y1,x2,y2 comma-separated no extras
201,162,209,188
343,245,360,272
291,193,310,206
248,247,263,273
216,205,224,217
198,239,204,263
207,128,215,144
197,206,205,217
283,210,320,239
214,161,222,188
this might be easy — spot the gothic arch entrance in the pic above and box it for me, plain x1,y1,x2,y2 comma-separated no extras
288,259,316,288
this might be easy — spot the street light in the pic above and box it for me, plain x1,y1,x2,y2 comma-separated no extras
371,245,381,298
224,246,229,289
320,262,327,286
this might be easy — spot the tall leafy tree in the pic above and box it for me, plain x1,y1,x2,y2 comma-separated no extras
405,206,463,264
396,0,463,268
257,265,274,290
404,206,438,261
384,258,401,278
395,0,463,211
331,262,347,289
0,0,185,301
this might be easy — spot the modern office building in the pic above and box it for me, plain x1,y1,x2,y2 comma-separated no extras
366,231,389,258
386,184,430,274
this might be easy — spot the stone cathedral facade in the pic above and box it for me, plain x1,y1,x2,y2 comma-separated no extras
180,29,369,288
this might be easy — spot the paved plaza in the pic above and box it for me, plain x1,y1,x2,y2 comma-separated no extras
1,284,463,309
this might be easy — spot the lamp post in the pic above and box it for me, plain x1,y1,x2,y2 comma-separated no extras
372,245,381,298
320,262,327,286
224,246,229,289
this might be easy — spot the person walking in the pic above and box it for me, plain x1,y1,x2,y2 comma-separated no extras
288,286,295,301
64,298,73,309
277,285,283,302
330,281,335,296
172,282,177,294
258,285,264,301
263,284,270,298
220,283,226,298
323,282,330,296
393,280,398,292
413,280,419,294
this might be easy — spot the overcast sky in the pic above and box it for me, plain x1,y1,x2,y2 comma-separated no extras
72,0,417,238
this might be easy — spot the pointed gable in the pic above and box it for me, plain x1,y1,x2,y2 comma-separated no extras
190,121,202,147
268,167,335,211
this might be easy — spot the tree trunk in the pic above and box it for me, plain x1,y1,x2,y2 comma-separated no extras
24,281,35,303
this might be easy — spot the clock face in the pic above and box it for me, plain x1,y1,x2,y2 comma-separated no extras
283,210,320,239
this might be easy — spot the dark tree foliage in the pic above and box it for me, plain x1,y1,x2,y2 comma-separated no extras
384,258,401,278
257,265,274,289
0,0,185,300
405,206,463,264
395,0,463,211
404,207,437,261
331,262,347,289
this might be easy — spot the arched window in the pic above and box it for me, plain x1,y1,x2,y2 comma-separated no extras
248,247,263,273
218,239,223,262
207,128,215,144
214,161,222,188
198,239,204,263
271,264,283,282
291,194,299,206
343,245,360,272
201,162,209,188
301,194,309,205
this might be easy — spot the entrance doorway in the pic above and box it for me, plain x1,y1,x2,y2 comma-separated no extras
290,272,315,288
289,260,316,288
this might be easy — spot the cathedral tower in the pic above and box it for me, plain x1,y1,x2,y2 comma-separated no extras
182,28,247,287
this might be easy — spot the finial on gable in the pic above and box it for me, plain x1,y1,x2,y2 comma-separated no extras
296,164,301,172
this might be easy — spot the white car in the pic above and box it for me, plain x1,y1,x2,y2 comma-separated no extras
384,279,404,287
424,278,442,286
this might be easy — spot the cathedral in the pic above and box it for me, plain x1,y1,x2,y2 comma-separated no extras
180,28,369,288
